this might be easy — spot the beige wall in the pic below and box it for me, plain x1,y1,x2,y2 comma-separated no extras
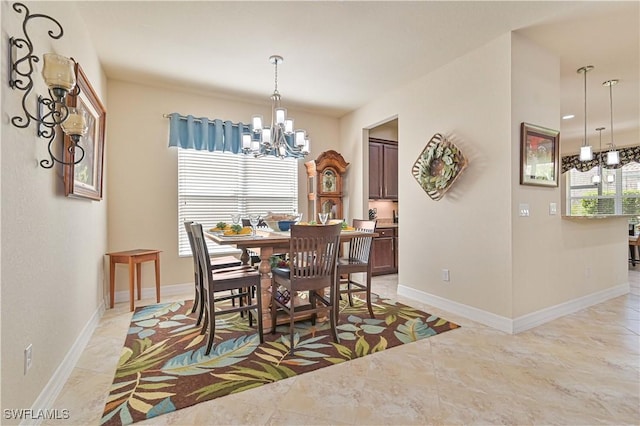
340,32,628,322
1,1,107,418
106,81,340,292
510,33,628,317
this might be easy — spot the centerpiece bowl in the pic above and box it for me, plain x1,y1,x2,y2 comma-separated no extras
264,212,302,231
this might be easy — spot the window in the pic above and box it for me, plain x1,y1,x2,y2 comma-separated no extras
178,149,298,256
567,162,640,216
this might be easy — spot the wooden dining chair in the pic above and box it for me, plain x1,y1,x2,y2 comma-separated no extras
183,221,243,326
190,223,263,354
337,219,376,318
271,223,342,354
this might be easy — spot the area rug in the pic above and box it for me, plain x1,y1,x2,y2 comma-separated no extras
101,295,459,425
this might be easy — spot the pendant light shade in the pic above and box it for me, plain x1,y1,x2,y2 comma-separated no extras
603,79,620,166
580,146,593,161
592,127,605,185
577,66,594,161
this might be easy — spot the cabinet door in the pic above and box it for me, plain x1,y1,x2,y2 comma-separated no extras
371,227,397,275
368,143,383,199
382,144,398,199
372,237,394,275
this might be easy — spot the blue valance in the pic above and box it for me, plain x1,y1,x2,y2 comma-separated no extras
167,113,250,154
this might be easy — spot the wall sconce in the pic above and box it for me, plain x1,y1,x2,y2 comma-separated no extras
8,2,87,169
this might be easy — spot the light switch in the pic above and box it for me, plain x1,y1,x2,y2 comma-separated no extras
549,202,557,215
519,203,530,217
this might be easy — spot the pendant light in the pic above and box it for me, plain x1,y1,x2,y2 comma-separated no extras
603,79,620,165
577,66,594,161
592,127,605,185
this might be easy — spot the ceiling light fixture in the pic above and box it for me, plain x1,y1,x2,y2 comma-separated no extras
603,79,620,166
242,55,309,159
562,114,575,120
592,127,605,185
577,65,594,161
8,2,88,169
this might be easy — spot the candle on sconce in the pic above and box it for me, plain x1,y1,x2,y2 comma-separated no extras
42,53,76,92
61,108,88,136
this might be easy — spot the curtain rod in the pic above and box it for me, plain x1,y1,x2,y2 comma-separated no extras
162,113,245,128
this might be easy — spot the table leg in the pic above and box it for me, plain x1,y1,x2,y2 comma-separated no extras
136,262,142,300
128,258,135,312
154,254,161,303
109,258,116,309
258,247,274,330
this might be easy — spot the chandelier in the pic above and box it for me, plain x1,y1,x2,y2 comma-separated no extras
242,55,310,159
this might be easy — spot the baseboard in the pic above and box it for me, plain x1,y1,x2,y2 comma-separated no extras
114,282,193,304
397,282,630,334
512,282,630,333
22,301,105,426
397,285,514,333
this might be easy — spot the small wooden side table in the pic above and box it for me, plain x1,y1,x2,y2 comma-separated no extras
107,249,161,311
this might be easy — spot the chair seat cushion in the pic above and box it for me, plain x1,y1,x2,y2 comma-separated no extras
272,266,291,279
337,258,368,267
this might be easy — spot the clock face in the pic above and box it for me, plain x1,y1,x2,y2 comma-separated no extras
322,169,337,193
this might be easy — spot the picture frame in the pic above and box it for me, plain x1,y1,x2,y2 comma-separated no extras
63,63,106,200
520,122,559,187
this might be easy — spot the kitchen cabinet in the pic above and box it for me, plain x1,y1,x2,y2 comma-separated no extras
369,139,398,200
371,226,398,275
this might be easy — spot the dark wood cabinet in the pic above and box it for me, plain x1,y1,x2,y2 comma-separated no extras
382,143,398,199
369,139,398,200
371,226,398,275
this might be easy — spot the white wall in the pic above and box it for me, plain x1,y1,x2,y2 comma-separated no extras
106,80,340,292
340,32,628,326
1,1,107,418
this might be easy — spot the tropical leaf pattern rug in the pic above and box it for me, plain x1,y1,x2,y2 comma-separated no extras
101,295,459,425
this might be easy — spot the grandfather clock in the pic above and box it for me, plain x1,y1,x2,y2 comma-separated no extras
315,150,349,220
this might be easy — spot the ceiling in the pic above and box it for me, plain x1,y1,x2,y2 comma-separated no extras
74,1,639,150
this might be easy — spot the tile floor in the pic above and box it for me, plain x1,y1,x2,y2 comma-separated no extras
45,271,639,425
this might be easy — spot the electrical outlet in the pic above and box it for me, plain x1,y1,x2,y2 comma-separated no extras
24,344,32,374
442,269,450,282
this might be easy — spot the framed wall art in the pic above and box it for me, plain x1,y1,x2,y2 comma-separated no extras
520,122,559,187
63,63,106,200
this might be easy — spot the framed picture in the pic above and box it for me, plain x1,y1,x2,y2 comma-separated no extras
520,122,559,187
63,63,106,200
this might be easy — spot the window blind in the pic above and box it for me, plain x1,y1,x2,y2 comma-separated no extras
177,149,298,256
568,162,640,216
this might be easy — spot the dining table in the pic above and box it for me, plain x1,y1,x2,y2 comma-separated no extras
206,226,377,329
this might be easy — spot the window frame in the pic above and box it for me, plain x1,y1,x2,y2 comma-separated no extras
567,163,640,216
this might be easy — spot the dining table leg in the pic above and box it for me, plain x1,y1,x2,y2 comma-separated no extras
258,246,274,330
